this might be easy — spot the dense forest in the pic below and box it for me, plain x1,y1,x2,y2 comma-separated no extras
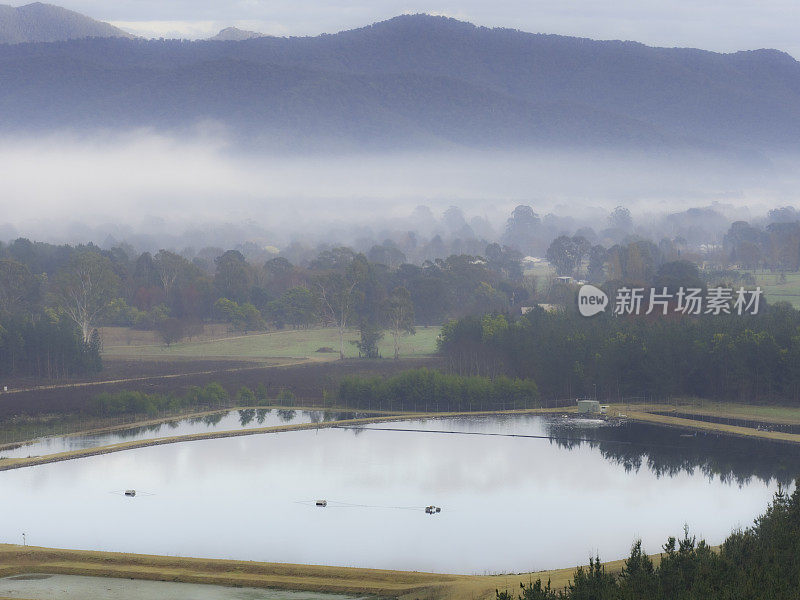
4,200,800,381
438,302,800,403
0,247,102,379
498,484,800,600
3,14,800,152
337,368,539,412
0,236,529,370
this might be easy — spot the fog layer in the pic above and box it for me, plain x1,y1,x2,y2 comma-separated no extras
3,131,799,248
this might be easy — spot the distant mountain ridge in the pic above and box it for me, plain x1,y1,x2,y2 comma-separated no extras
0,2,131,44
1,11,799,153
209,27,263,41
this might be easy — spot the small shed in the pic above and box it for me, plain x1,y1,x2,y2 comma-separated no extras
576,399,601,415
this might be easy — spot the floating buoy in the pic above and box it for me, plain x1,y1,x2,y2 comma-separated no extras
315,500,327,507
124,490,136,497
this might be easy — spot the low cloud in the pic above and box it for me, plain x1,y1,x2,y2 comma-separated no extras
1,129,798,248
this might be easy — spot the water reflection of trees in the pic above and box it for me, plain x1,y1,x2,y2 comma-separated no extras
238,409,256,426
200,412,226,426
277,409,296,422
547,420,800,486
301,410,361,423
109,421,169,440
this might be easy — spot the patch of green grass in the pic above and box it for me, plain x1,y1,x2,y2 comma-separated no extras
738,270,800,308
103,326,441,360
523,260,555,295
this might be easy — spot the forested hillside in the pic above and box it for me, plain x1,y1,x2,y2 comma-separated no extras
0,2,130,44
1,13,799,151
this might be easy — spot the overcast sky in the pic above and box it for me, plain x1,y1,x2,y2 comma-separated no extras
8,0,800,57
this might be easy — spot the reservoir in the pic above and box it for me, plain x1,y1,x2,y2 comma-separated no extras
0,574,369,600
0,409,364,459
1,414,796,574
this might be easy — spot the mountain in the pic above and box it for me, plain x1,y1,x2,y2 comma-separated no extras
209,27,263,41
0,2,131,44
1,12,799,153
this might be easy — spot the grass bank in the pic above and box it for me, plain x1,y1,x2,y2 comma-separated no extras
0,543,657,600
607,401,800,444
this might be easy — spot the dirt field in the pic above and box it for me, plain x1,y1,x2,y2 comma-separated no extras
0,356,443,420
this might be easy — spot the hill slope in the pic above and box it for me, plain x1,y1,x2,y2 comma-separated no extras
0,2,131,44
209,27,263,41
1,13,799,152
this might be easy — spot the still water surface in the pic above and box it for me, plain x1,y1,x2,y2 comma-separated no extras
0,574,367,600
0,410,362,459
1,415,797,574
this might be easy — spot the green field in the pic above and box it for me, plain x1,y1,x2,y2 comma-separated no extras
103,326,441,360
523,259,555,294
738,270,800,308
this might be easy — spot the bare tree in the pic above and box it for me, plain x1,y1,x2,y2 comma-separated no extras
153,249,185,300
316,273,358,360
382,286,415,359
53,252,118,342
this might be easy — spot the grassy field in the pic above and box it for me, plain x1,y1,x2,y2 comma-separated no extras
736,270,800,308
102,326,441,360
523,259,555,295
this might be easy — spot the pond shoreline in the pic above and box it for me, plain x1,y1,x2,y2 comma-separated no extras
0,543,660,600
0,408,565,472
3,402,800,472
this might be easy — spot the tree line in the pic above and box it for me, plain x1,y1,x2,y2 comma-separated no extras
89,382,298,418
0,311,101,379
0,247,103,379
336,368,539,412
438,302,800,403
498,484,800,600
0,237,531,361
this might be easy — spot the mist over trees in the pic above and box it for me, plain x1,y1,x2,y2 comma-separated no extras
4,194,800,376
0,233,534,356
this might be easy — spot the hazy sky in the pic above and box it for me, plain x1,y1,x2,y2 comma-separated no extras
9,0,800,57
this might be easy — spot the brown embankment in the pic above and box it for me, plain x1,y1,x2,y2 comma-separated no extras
0,543,652,600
